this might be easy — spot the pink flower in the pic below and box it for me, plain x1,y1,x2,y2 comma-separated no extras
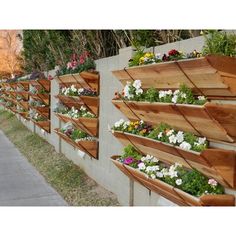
208,178,218,187
48,75,53,80
124,157,134,165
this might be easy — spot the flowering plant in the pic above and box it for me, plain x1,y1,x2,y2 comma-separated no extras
129,49,204,67
29,100,46,107
115,80,207,105
60,122,94,142
112,120,208,152
29,110,47,121
118,145,224,197
60,85,97,97
56,52,96,76
54,103,95,119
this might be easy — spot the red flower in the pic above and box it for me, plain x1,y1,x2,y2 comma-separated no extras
71,53,78,61
168,49,180,56
48,75,53,81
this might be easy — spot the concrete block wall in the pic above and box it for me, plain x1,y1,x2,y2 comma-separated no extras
12,35,236,206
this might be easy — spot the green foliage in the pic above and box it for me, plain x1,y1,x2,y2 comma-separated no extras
144,87,159,102
71,130,88,141
181,170,224,196
177,84,195,104
128,49,145,67
121,145,141,159
202,30,236,57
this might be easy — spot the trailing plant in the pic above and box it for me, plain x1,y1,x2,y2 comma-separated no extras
118,145,224,197
202,30,236,57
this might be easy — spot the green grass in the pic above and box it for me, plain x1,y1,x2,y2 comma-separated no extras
0,109,119,206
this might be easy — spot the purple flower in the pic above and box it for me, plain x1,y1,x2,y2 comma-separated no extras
124,157,134,165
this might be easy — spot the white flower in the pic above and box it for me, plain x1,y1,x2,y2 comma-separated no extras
166,129,174,136
174,90,180,95
123,121,130,129
114,119,124,128
138,162,146,171
158,132,163,139
150,174,156,179
176,179,182,186
80,106,86,112
169,134,177,144
198,96,206,101
145,154,153,161
71,85,77,92
198,137,206,145
166,90,173,95
159,90,166,99
152,157,159,163
140,120,144,124
132,80,142,90
123,83,134,99
179,141,192,150
180,92,187,99
135,88,143,95
171,95,178,104
176,131,184,143
169,170,178,178
78,88,84,94
161,168,169,177
155,53,161,59
156,172,164,178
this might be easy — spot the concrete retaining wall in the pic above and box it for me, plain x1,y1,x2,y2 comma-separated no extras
12,35,236,206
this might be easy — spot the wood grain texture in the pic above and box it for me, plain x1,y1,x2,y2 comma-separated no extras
112,55,236,97
56,71,100,94
112,130,236,189
29,79,50,92
112,99,235,143
54,128,98,159
33,120,50,133
111,157,235,206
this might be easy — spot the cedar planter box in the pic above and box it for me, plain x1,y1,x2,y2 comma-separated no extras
29,105,50,118
111,156,235,206
112,130,236,189
54,113,99,137
112,99,236,143
29,93,50,106
112,55,236,98
55,94,99,116
32,120,50,133
29,79,50,92
16,91,29,100
17,81,29,91
18,101,29,110
54,128,98,159
56,71,100,94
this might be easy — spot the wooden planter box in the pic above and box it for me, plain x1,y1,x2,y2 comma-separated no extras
18,111,29,120
18,101,29,110
111,156,235,206
56,71,100,94
112,55,236,98
16,91,29,100
29,93,50,106
29,79,50,92
55,94,99,116
112,99,236,143
54,113,99,137
17,81,29,91
29,105,50,118
32,120,50,133
54,128,98,159
112,130,236,189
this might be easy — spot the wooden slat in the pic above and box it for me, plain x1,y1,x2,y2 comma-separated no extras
111,157,235,206
112,55,236,97
112,99,235,143
112,131,236,188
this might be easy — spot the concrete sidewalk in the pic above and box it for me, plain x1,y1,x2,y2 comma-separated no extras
0,130,67,206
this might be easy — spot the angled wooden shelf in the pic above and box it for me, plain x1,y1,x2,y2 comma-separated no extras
112,55,236,98
29,105,50,119
54,128,98,159
15,91,29,100
55,94,99,116
32,120,50,133
112,99,236,143
17,101,29,110
56,71,100,94
54,113,98,137
29,93,50,106
112,130,236,189
17,81,29,91
111,156,235,206
29,79,50,92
